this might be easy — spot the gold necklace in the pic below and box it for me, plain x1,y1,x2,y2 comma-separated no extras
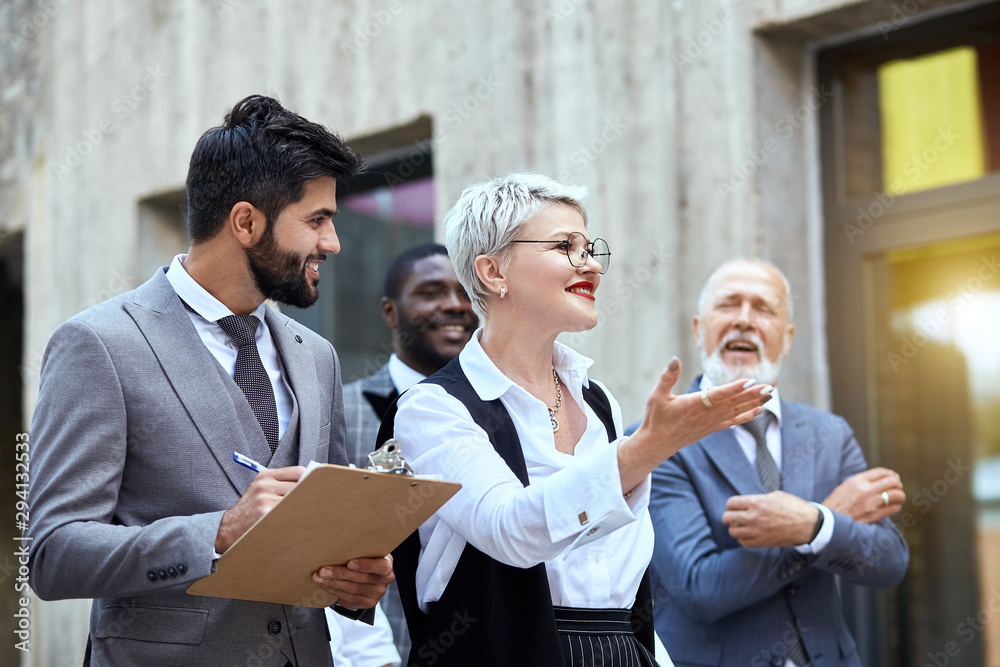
547,368,562,432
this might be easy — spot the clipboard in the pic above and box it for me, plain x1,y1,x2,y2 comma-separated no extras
187,464,460,607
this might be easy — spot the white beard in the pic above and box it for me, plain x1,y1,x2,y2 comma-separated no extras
700,330,782,386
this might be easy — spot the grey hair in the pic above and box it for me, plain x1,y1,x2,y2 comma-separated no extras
443,173,589,320
697,257,794,321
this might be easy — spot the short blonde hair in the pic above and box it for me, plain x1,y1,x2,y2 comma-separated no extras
443,173,588,319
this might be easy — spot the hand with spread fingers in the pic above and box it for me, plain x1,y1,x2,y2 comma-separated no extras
722,491,820,548
619,357,773,493
822,466,905,524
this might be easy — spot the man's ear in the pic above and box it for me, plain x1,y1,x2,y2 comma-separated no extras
229,201,267,248
380,297,398,330
692,315,703,351
473,254,505,297
782,322,795,358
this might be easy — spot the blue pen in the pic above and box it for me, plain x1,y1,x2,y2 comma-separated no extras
233,451,267,473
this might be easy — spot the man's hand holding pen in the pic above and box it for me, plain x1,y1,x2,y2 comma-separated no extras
216,453,395,609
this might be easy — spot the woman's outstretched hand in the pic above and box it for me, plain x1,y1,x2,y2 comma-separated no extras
618,357,772,493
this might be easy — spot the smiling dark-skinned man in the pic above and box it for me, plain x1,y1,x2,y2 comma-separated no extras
337,243,478,663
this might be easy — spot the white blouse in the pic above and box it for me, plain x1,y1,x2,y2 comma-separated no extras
394,329,653,612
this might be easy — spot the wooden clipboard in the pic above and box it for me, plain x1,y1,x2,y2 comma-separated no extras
187,464,460,607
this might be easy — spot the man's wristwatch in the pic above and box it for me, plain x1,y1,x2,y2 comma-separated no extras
809,507,825,542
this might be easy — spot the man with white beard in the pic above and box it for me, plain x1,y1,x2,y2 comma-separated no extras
636,258,910,667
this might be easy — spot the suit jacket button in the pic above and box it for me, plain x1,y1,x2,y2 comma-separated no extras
268,620,282,635
167,566,178,577
157,568,168,580
176,562,187,574
147,570,158,582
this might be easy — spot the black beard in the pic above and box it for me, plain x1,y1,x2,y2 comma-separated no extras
245,227,318,309
397,316,455,373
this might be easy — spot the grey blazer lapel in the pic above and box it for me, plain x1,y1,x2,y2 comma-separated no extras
361,364,395,397
266,308,322,466
360,365,397,417
123,269,252,495
700,429,764,497
778,400,816,501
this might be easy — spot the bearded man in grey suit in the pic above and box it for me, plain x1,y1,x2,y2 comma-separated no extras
338,242,477,663
641,259,910,667
28,95,395,666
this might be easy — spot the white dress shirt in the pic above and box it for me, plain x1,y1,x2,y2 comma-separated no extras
387,353,426,393
699,376,834,554
394,329,653,612
326,604,401,667
165,254,293,438
326,353,423,665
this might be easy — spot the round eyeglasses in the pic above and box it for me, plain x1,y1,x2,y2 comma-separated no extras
510,232,611,274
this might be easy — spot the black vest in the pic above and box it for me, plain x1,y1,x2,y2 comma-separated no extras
377,357,655,667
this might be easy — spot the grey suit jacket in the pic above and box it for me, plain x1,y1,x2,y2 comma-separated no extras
645,380,909,667
28,268,350,666
342,364,396,469
342,364,411,662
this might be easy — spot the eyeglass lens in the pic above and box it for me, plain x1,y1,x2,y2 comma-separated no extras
567,232,611,274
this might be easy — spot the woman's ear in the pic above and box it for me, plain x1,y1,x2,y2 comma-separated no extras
474,254,505,297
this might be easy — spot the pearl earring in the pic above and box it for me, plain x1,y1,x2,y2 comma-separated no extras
500,286,506,299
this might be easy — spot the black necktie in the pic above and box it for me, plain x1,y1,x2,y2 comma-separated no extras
741,411,780,492
216,314,280,453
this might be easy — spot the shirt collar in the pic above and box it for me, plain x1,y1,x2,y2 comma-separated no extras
388,353,427,392
165,254,268,324
699,372,782,424
460,328,595,401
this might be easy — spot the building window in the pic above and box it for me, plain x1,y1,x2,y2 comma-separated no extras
282,120,435,385
819,5,1000,666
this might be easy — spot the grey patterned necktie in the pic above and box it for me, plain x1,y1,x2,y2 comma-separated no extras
216,314,280,453
741,410,811,666
741,411,780,492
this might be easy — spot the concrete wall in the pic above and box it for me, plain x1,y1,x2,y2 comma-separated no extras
0,0,980,663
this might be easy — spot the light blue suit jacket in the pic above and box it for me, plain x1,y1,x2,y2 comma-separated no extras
641,380,908,666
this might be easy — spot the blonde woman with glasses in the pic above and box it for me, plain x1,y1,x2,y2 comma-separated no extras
384,173,773,667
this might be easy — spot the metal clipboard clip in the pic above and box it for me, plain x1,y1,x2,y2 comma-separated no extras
366,439,415,476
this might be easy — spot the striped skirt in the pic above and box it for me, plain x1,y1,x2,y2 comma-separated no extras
554,607,660,667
